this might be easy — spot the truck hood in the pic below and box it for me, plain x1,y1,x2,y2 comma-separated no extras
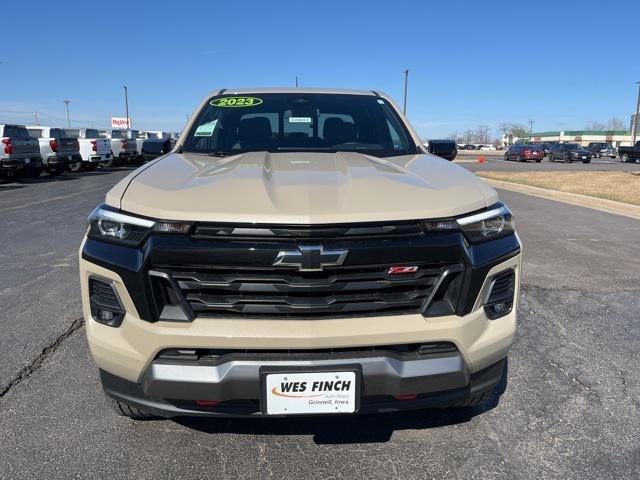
108,151,498,223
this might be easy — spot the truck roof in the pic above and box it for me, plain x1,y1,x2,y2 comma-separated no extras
208,87,382,97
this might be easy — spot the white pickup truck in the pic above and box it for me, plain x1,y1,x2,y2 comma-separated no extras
99,129,138,167
26,126,82,176
65,128,111,171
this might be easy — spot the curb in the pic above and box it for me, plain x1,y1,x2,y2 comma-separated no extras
479,177,640,221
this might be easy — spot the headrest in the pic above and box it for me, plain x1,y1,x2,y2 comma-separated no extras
238,117,272,142
323,117,357,144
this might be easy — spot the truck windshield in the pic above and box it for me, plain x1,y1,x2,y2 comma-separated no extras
182,93,417,158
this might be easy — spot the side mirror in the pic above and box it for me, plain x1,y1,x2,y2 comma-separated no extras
425,139,457,161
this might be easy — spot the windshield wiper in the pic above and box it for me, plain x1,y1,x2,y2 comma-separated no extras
205,151,233,157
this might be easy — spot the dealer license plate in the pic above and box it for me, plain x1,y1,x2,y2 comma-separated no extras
264,371,357,415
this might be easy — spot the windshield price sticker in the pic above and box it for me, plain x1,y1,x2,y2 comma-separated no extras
288,117,312,123
211,96,263,107
194,120,218,137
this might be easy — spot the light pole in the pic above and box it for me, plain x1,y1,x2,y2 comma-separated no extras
632,81,640,146
123,85,130,129
63,100,71,128
403,69,410,115
295,76,299,87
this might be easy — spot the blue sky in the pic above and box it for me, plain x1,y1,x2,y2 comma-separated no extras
2,0,639,139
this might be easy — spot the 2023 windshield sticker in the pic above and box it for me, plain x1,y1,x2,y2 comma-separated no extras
210,97,264,107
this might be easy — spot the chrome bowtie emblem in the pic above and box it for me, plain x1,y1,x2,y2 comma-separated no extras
273,245,348,271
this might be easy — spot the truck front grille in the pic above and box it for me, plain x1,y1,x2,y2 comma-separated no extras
149,264,463,320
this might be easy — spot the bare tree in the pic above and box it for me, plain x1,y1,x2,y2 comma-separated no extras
606,117,625,131
462,130,474,144
498,122,528,145
474,125,491,144
585,120,607,131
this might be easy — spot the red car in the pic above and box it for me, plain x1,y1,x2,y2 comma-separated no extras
504,144,543,162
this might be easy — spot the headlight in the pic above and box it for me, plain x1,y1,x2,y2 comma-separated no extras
455,204,514,243
87,205,191,247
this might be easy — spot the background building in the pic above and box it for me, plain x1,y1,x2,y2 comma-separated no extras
512,130,635,147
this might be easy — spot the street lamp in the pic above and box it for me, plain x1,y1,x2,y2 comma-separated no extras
632,81,640,146
123,85,130,128
63,100,71,128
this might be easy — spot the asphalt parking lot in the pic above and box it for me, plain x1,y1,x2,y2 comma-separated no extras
1,167,639,479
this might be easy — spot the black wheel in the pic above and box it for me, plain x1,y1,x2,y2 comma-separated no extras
517,155,525,162
85,163,99,171
68,162,82,172
564,155,572,164
504,154,509,161
103,154,116,168
107,396,156,419
621,153,629,163
582,160,591,164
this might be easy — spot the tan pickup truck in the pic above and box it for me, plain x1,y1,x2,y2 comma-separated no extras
80,88,521,419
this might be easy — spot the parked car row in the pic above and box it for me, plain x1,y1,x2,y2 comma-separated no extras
504,143,593,163
0,123,175,181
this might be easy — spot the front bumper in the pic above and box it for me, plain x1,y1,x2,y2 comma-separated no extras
101,357,507,418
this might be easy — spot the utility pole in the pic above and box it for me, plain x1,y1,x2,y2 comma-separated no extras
403,69,410,115
295,76,299,87
632,81,640,146
63,100,71,128
528,120,535,135
123,85,130,129
33,112,39,125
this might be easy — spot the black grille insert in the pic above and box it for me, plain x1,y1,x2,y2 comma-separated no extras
150,264,463,319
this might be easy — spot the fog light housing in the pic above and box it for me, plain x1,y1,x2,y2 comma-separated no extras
484,269,515,320
89,278,125,327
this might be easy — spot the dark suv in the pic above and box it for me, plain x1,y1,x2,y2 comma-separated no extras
548,143,591,163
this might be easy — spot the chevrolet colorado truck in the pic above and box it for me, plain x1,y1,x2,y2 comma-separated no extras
80,88,521,419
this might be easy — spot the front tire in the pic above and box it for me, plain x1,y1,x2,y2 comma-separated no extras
621,153,630,163
107,396,156,420
517,155,525,162
564,155,572,164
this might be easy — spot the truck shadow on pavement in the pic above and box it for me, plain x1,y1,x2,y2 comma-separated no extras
175,403,498,444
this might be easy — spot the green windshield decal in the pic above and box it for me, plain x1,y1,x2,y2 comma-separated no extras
194,120,218,137
210,96,263,108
